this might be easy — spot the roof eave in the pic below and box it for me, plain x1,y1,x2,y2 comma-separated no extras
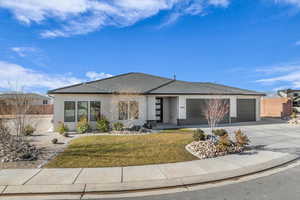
48,91,266,96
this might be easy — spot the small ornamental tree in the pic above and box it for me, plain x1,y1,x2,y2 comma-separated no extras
0,85,35,136
203,99,230,133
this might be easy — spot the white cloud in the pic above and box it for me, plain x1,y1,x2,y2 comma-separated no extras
0,61,111,91
10,47,37,57
0,0,231,38
256,64,300,74
256,63,300,89
86,71,112,80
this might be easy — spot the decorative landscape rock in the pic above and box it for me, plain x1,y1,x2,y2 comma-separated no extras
186,129,248,160
0,127,40,162
186,140,244,159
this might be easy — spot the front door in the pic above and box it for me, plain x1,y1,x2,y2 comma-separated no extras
155,98,163,123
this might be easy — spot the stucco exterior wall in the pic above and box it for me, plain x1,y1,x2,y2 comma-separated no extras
53,94,262,131
169,97,178,124
146,96,156,121
175,95,261,121
53,94,147,131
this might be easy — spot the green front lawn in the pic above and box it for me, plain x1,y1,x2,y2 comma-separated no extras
45,133,196,168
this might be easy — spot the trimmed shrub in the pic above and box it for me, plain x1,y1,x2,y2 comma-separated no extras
113,122,124,131
234,129,250,147
76,116,90,134
96,116,110,132
212,129,228,137
51,138,58,144
218,133,232,146
23,125,35,136
193,129,206,141
56,122,69,134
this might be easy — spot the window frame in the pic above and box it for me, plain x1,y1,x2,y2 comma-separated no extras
118,101,139,120
64,101,75,122
90,101,101,121
129,101,139,120
118,101,128,120
77,101,89,122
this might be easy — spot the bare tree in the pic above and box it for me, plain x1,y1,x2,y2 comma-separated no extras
0,85,34,136
203,99,230,132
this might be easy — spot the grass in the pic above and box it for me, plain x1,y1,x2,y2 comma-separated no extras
45,133,196,168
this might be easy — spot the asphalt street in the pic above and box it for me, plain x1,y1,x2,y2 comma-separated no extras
113,163,300,200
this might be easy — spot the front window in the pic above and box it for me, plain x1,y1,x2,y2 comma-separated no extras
118,101,139,120
129,101,139,120
77,101,88,121
90,101,101,121
118,101,128,120
43,100,48,105
64,101,75,122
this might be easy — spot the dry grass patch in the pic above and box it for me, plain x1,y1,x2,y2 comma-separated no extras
45,133,196,168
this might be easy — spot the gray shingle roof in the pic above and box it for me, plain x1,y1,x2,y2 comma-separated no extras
48,73,173,94
48,72,265,96
0,92,52,100
148,80,264,95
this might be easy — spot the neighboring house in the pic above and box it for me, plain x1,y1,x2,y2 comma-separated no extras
0,92,53,105
278,89,300,113
0,92,53,115
48,72,265,130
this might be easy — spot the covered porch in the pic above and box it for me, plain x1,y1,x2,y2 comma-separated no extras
146,96,180,127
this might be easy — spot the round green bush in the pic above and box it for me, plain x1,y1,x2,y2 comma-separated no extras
56,122,69,134
113,122,124,131
76,117,90,134
193,129,206,141
23,125,35,136
212,129,228,137
96,116,110,132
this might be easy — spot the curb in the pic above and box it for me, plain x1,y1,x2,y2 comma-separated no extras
0,153,298,196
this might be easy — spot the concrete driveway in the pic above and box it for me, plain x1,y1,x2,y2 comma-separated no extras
209,119,300,155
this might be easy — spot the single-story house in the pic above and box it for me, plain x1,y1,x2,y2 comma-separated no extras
278,89,300,113
0,92,53,105
48,72,265,130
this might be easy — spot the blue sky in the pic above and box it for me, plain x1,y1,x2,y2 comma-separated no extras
0,0,300,94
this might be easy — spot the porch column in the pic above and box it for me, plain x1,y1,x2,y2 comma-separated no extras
146,96,156,121
256,96,261,121
178,96,186,120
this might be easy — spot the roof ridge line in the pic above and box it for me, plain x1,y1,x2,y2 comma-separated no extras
144,79,176,94
48,72,134,94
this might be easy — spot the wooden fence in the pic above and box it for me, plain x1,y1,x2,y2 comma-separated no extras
0,104,53,115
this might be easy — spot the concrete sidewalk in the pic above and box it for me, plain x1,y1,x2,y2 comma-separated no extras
0,150,298,195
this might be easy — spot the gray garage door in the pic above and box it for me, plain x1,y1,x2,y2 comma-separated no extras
185,99,230,125
237,99,256,122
